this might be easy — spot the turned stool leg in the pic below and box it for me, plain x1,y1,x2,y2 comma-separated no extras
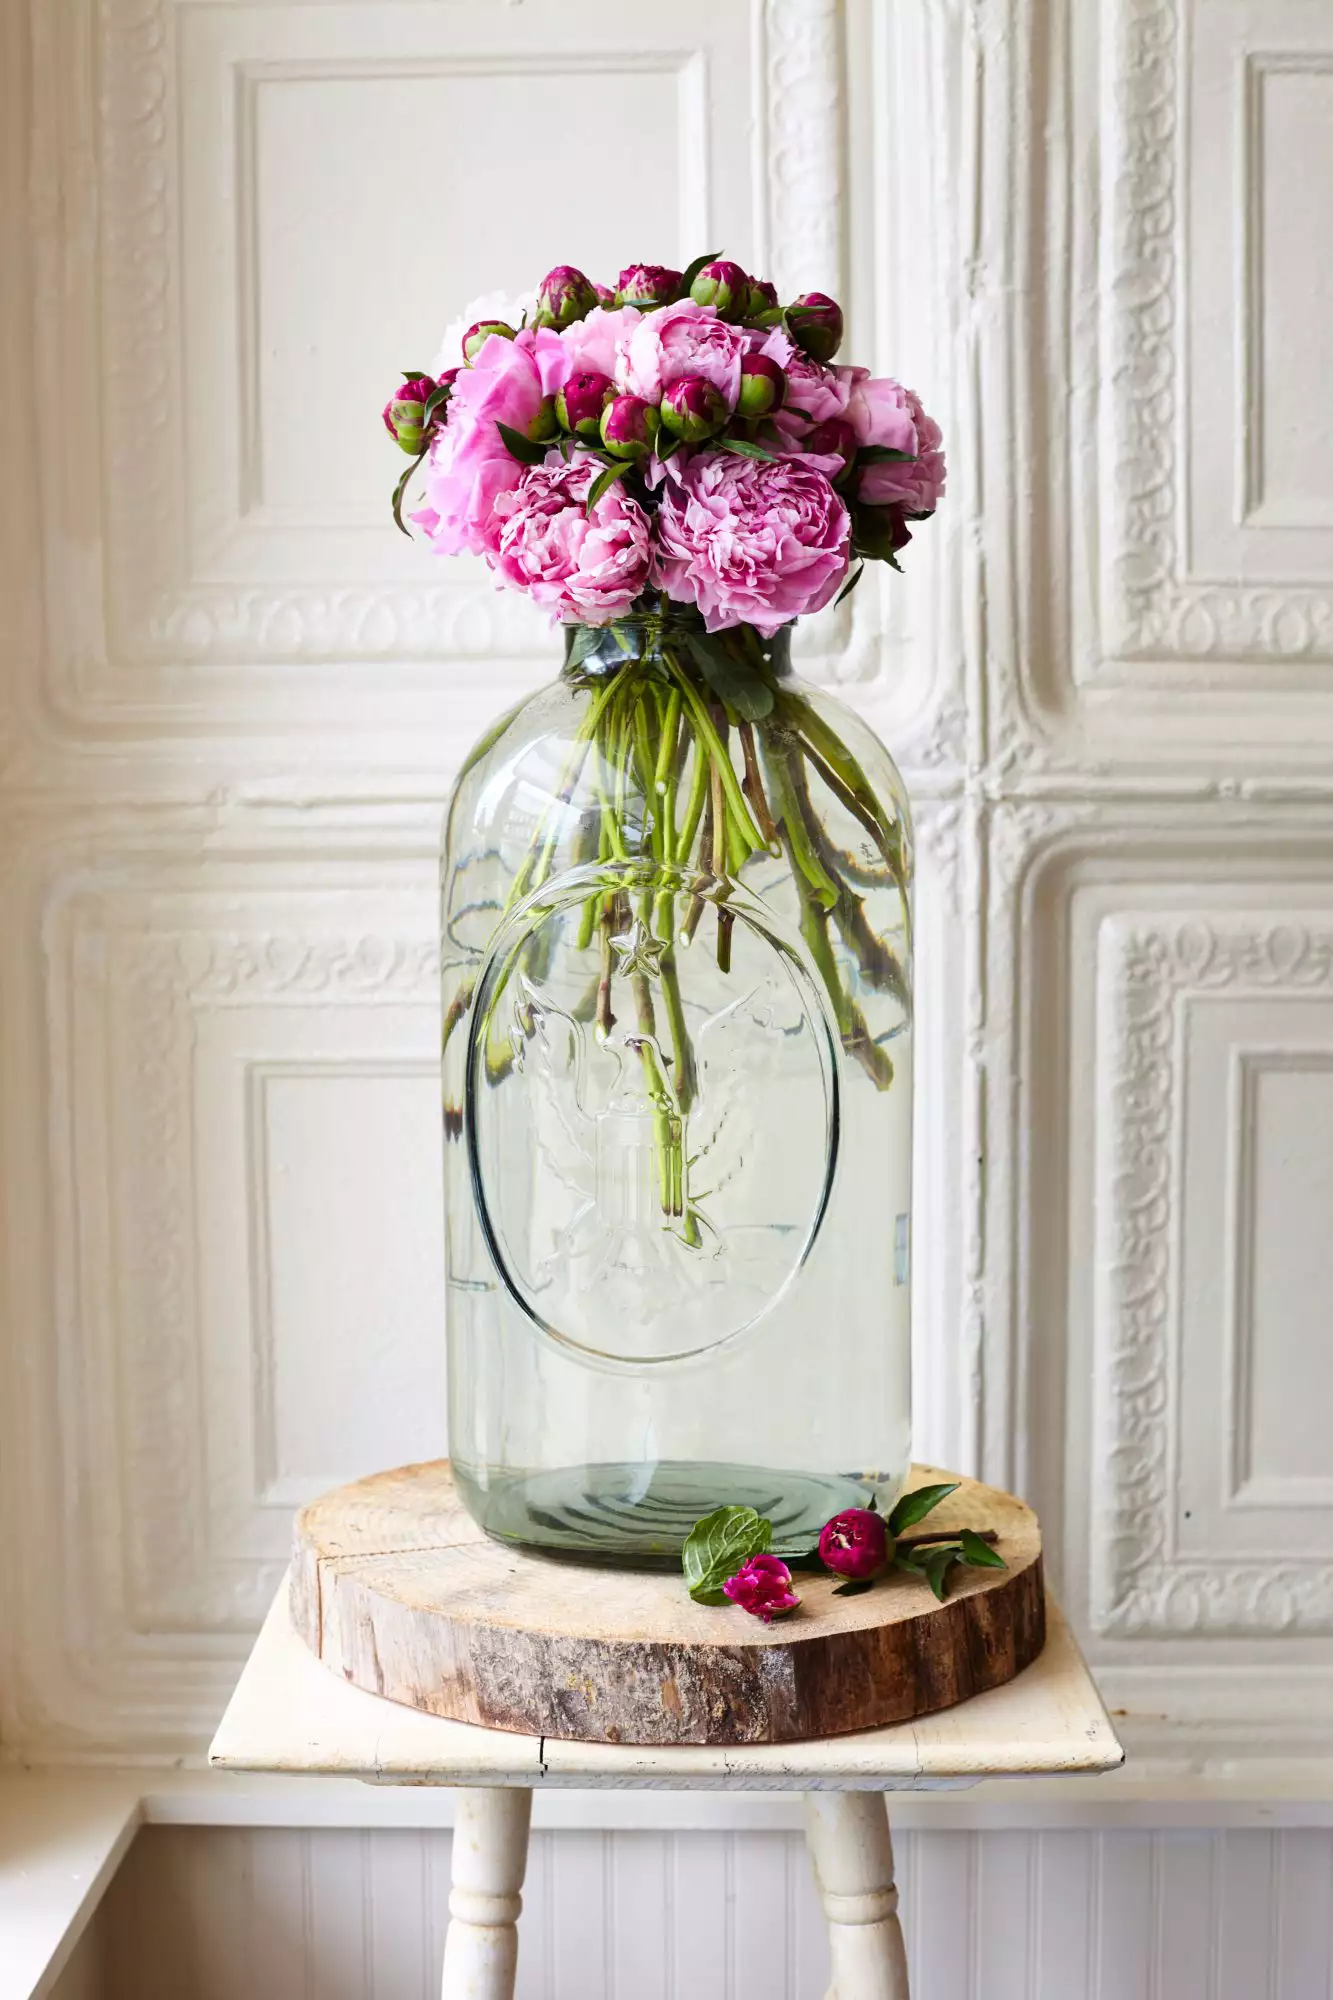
803,1792,910,2000
440,1786,532,2000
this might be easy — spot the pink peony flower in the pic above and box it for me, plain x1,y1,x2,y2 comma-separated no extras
417,333,549,555
818,1508,889,1581
846,375,920,458
858,388,946,516
652,453,851,636
484,458,652,625
558,305,641,384
617,301,752,411
722,1554,800,1622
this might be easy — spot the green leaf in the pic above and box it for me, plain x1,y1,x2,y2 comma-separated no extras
422,383,452,426
717,436,777,462
676,250,721,301
959,1529,1007,1570
684,632,775,721
401,366,434,381
832,1578,876,1598
888,1482,960,1537
784,405,815,422
391,452,424,537
585,459,631,514
681,1506,772,1604
834,561,865,608
858,444,915,464
920,1548,961,1602
495,420,549,465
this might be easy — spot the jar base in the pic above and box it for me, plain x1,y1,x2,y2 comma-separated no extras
454,1458,895,1567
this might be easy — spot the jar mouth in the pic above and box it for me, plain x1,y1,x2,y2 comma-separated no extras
562,605,793,679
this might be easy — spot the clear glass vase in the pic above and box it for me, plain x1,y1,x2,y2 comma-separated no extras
440,609,913,1563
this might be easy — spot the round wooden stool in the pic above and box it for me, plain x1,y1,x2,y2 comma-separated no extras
210,1464,1123,2000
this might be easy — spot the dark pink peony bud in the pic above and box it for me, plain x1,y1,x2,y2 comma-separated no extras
533,264,599,329
616,263,682,309
736,351,787,418
689,258,749,319
555,369,615,439
462,319,516,364
818,1508,890,1581
660,373,728,442
600,393,659,460
722,1554,800,1622
804,416,858,477
746,275,780,319
786,291,844,362
382,373,445,456
593,282,616,306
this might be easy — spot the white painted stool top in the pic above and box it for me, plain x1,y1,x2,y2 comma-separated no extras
210,1577,1122,1792
210,1578,1121,2000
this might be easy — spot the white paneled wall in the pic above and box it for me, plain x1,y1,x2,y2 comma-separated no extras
5,0,1333,1987
97,1826,1333,2000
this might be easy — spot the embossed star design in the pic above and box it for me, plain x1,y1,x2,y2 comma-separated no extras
609,918,668,980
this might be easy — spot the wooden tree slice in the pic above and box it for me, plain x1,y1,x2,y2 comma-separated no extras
291,1461,1044,1748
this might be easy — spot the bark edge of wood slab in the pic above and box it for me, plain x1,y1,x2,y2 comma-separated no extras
290,1461,1045,1747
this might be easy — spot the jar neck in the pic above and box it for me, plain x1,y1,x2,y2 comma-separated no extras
561,610,794,682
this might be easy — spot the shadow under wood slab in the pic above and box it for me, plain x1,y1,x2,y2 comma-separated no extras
289,1461,1046,1746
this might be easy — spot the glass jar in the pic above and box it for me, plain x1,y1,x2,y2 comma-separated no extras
440,610,913,1562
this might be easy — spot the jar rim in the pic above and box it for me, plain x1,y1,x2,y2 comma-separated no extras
561,608,794,678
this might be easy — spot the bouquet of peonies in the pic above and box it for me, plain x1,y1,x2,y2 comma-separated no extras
382,254,944,638
394,257,943,1239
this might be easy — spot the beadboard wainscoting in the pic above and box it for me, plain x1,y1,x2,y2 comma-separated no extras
89,1825,1333,2000
5,0,1333,1989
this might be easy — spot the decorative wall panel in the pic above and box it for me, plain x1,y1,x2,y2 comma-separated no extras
1093,912,1333,1634
20,851,442,1742
1081,0,1333,681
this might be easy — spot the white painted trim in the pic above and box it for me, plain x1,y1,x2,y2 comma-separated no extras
0,1776,140,2000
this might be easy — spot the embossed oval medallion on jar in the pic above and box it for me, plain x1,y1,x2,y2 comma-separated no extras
466,865,839,1366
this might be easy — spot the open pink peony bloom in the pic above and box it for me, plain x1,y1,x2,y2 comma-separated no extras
761,336,855,434
617,300,751,411
652,453,850,636
818,1508,889,1581
558,304,642,384
418,333,548,555
484,458,652,625
858,388,946,516
722,1555,800,1622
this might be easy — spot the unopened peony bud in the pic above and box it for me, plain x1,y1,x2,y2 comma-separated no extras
382,373,442,456
555,369,615,439
804,416,858,477
689,258,748,320
786,291,844,362
593,282,616,306
736,351,787,418
526,396,561,444
818,1508,890,1581
660,374,728,442
462,320,516,364
533,264,599,329
745,275,779,319
600,393,659,460
616,263,681,309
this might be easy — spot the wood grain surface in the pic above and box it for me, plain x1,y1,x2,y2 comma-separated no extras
291,1462,1045,1747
